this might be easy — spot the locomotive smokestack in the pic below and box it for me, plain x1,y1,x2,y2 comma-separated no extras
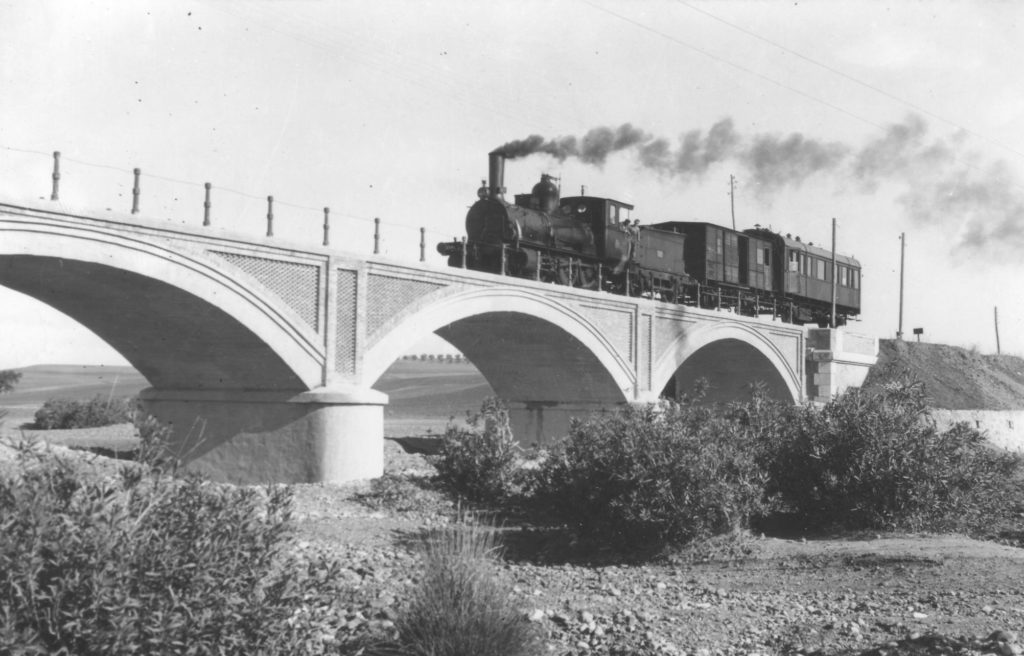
488,151,506,199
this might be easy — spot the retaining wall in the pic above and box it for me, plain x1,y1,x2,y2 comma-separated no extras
930,409,1024,453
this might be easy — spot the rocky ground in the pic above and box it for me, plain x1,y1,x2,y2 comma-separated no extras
280,440,1024,656
3,429,1024,655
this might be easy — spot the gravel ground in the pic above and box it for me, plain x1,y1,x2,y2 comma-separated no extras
285,441,1024,656
7,431,1024,656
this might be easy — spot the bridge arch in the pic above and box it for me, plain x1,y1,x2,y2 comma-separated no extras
653,321,801,404
364,287,634,405
0,221,324,391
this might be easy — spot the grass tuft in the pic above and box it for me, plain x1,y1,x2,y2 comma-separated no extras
393,515,539,656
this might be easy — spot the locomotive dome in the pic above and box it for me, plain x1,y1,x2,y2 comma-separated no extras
532,174,560,213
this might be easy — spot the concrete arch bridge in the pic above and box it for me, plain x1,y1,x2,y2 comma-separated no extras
0,202,877,483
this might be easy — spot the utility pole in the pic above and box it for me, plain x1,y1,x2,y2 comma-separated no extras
995,306,1002,355
830,218,837,329
729,174,736,230
897,232,906,340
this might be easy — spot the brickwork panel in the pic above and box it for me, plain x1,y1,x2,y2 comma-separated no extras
654,316,696,361
212,251,320,332
643,314,653,391
366,274,444,345
579,305,634,363
335,269,358,374
766,330,801,369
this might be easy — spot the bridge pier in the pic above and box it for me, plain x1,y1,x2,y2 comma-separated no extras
508,401,633,447
138,386,388,484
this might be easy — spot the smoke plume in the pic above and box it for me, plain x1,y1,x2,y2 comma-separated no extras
493,115,1024,257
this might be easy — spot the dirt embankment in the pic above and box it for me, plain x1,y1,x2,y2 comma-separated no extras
862,340,1024,410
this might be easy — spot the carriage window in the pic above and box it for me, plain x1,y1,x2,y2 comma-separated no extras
788,251,799,272
756,249,764,265
840,266,849,287
852,269,860,289
763,248,771,267
656,249,664,258
715,233,723,255
816,259,826,280
802,254,810,276
609,205,619,223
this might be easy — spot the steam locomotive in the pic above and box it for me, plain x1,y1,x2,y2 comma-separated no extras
437,152,861,325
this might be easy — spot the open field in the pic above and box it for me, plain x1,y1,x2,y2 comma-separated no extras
0,360,492,437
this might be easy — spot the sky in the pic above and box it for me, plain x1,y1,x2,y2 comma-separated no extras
1,0,1023,369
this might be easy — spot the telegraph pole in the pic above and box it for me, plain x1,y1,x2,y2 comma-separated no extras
897,232,906,340
995,306,1002,355
830,218,837,329
729,174,736,230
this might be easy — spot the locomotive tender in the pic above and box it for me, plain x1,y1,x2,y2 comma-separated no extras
437,152,861,326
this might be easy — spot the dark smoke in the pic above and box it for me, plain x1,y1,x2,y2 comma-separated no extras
493,123,655,165
493,115,1024,256
675,119,741,177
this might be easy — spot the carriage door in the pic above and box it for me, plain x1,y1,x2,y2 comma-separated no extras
724,231,740,284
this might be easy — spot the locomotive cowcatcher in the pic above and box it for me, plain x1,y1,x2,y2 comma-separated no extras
437,152,861,326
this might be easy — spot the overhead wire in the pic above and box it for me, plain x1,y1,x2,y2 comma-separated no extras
672,0,1024,163
0,143,442,247
580,0,1024,196
579,0,889,133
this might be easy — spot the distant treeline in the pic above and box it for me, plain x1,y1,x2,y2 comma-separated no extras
400,353,466,363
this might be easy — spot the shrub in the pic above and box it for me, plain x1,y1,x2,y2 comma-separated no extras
758,380,1024,532
0,369,20,394
433,398,526,504
33,395,134,429
392,517,539,656
0,444,350,655
533,400,768,549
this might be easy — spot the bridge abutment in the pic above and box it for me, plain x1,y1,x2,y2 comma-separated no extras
805,328,878,402
138,386,387,484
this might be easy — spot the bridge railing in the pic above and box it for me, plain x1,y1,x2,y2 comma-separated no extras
0,145,452,264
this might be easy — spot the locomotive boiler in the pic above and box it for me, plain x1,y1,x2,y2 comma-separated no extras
437,152,861,326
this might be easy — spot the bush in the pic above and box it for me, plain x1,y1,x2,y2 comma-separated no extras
0,369,20,394
392,517,539,656
433,398,527,504
533,400,768,549
0,445,350,655
758,380,1024,532
33,395,134,429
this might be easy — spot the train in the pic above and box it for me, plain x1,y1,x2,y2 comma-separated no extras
437,152,861,326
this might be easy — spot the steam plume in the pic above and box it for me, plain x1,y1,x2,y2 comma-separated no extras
493,115,1024,256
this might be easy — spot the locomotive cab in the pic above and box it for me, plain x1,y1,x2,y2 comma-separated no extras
556,196,635,266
